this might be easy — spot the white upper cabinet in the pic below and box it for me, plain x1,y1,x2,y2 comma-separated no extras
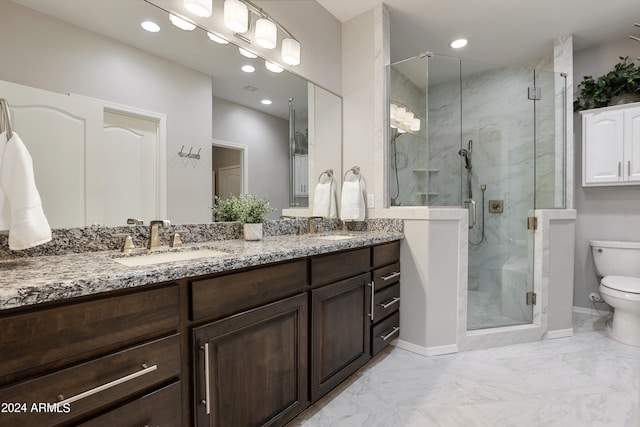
582,102,640,186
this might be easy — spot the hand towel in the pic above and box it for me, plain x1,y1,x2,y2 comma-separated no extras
312,180,338,219
340,180,365,221
0,131,52,250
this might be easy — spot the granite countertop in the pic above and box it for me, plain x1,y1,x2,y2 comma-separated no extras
0,231,403,311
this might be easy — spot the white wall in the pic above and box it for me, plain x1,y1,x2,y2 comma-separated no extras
0,1,212,224
573,37,640,309
212,97,289,219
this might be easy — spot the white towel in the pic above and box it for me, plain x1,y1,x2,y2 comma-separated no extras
0,131,52,250
340,180,365,221
312,180,338,219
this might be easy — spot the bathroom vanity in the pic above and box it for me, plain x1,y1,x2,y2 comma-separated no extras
0,232,401,426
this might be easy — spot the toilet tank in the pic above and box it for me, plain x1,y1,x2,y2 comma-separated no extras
590,240,640,277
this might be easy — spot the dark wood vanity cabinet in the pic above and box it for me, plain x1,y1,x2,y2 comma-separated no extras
0,285,183,427
369,241,401,356
309,248,372,403
190,260,308,427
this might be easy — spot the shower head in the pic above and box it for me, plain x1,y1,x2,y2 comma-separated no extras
458,148,471,169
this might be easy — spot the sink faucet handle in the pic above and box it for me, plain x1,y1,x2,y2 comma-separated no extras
127,218,144,225
170,229,188,248
114,233,135,253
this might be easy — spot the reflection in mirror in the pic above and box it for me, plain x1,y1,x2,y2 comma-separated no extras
0,0,340,227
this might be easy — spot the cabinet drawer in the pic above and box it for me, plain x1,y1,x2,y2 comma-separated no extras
0,334,181,427
191,260,306,321
0,285,179,384
372,282,400,322
371,312,400,356
78,381,182,427
372,262,400,291
372,241,400,267
310,247,370,286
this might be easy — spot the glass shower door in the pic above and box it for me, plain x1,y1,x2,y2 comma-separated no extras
462,62,536,330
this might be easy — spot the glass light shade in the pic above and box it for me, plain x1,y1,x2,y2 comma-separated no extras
390,103,397,120
207,32,229,44
224,0,248,33
265,61,284,73
410,118,421,131
281,38,301,65
255,19,277,49
238,47,257,58
403,111,414,126
396,107,406,122
169,14,196,31
184,0,212,17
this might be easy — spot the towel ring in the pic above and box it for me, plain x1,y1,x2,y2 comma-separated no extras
0,98,13,141
318,169,334,183
343,166,361,182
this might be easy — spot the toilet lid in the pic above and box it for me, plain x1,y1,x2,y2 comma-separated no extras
601,275,640,294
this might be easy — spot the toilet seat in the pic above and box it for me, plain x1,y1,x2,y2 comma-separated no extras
600,276,640,301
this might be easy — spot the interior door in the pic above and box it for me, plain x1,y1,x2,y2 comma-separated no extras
101,111,160,226
218,165,241,198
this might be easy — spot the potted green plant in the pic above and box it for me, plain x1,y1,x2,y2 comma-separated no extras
212,194,273,240
574,56,640,111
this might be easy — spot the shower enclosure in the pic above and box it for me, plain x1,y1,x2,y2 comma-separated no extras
389,53,566,331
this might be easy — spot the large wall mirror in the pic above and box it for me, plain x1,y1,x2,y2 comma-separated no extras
0,0,342,228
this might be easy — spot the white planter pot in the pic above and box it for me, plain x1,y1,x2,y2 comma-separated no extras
243,223,263,241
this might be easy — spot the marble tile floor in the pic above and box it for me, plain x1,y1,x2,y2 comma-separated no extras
289,313,639,427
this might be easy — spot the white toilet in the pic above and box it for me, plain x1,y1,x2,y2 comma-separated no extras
590,240,640,346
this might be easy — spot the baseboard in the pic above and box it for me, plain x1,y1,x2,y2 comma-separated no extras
394,339,458,357
573,305,611,316
545,328,573,339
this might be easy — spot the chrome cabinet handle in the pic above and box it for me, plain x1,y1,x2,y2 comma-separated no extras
57,364,157,406
202,343,211,415
380,271,400,281
629,160,631,178
379,297,400,309
618,161,622,177
367,281,375,321
380,326,400,341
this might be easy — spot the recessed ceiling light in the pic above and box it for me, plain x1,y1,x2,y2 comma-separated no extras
265,61,283,73
239,47,257,59
141,21,160,33
207,32,229,44
261,99,272,105
241,65,255,73
450,38,468,49
169,13,196,31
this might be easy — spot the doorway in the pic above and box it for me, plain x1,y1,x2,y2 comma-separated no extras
212,141,247,204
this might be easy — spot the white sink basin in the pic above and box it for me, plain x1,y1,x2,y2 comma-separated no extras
113,248,228,267
313,234,357,241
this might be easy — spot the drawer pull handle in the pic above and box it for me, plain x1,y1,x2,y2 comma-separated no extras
203,343,211,415
367,281,375,321
379,297,400,309
380,271,400,281
57,364,157,406
380,326,400,341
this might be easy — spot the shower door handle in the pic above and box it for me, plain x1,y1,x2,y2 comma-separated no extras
464,199,476,229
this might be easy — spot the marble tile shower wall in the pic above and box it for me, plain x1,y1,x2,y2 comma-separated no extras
392,61,559,303
0,219,403,259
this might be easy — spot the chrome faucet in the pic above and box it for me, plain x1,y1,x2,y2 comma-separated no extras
148,220,170,249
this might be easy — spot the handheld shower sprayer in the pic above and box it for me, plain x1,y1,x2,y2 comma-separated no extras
458,140,473,170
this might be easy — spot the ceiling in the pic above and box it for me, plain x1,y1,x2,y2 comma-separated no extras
318,0,640,65
10,0,308,120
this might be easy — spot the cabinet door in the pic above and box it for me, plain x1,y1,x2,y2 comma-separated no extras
583,110,624,185
194,294,307,427
310,272,371,403
624,107,640,182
